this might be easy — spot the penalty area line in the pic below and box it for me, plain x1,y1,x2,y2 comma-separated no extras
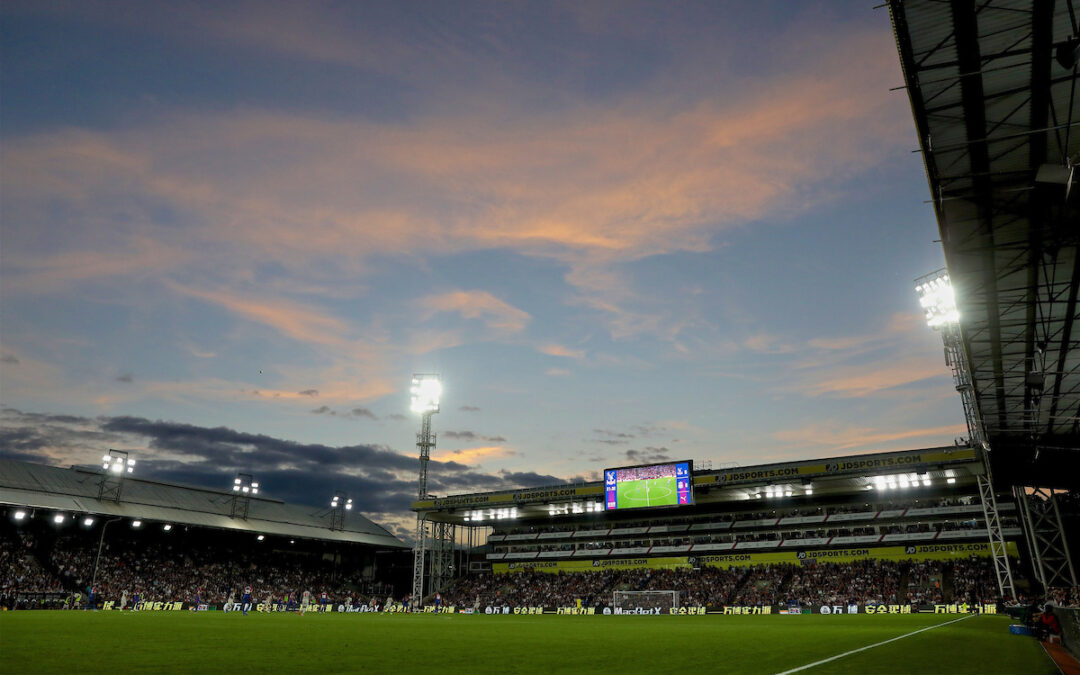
772,614,976,675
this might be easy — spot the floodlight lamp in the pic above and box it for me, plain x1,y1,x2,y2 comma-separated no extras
410,374,442,413
54,513,65,524
127,466,133,473
14,510,27,521
251,488,258,495
805,488,813,495
132,520,142,528
233,485,240,491
234,478,242,485
947,477,956,484
242,486,250,493
103,454,111,462
345,503,352,510
916,273,959,328
163,524,172,531
251,482,258,489
83,517,95,527
257,534,265,541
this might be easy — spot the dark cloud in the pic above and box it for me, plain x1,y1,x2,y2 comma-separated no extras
348,407,378,420
625,447,672,464
297,389,319,397
592,439,629,446
458,406,480,412
310,406,334,415
443,430,507,443
593,429,634,439
386,414,407,421
1,355,19,364
115,373,134,383
0,409,584,517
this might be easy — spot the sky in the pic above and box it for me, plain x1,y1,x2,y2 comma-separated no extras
0,1,962,539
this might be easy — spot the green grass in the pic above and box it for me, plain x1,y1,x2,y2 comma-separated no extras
618,475,677,508
0,612,1053,674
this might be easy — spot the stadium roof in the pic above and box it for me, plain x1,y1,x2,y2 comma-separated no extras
889,1,1080,476
0,459,407,548
415,446,986,524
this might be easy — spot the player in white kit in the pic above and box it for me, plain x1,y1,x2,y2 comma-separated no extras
299,590,312,616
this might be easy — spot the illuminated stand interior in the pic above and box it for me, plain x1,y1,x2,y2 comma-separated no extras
915,270,1015,599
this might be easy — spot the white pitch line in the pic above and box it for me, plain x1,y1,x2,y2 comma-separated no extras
773,614,976,675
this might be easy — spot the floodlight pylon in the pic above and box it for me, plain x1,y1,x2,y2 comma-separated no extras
98,450,133,503
410,374,440,608
230,473,257,520
915,269,1015,600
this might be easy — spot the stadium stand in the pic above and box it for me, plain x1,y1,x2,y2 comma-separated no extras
0,458,408,610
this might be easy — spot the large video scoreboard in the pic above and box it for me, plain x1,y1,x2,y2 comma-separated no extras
604,461,693,511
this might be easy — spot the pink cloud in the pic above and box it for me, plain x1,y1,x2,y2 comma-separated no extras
417,290,531,336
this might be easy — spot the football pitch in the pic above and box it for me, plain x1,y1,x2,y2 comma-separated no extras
617,475,677,508
0,612,1055,674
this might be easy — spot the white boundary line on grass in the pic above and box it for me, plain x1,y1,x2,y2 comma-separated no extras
773,614,976,675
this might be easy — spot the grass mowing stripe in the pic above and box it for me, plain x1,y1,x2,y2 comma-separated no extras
772,614,974,675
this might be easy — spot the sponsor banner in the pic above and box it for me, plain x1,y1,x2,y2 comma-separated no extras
413,485,604,510
102,601,187,611
931,603,997,614
493,542,1020,574
695,448,978,487
723,606,773,614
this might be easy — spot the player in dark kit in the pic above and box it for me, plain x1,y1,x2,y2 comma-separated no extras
319,591,329,613
242,586,253,615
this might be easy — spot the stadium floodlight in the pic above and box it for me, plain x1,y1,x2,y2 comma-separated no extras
251,482,259,495
947,477,956,485
53,513,65,524
257,534,265,541
163,524,172,532
410,374,442,414
915,272,959,328
102,449,135,474
804,487,813,495
14,510,27,521
131,520,142,528
83,516,95,527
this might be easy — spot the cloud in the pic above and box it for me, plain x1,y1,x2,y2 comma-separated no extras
417,290,531,337
458,406,480,412
443,430,506,443
115,373,134,383
545,368,571,377
773,423,968,453
387,413,408,421
625,447,671,464
168,283,352,347
448,445,514,463
0,408,576,516
1,355,20,364
348,407,378,420
297,389,319,397
539,344,585,359
310,405,333,415
797,358,948,398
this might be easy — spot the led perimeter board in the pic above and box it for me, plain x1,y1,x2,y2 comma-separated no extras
604,461,693,511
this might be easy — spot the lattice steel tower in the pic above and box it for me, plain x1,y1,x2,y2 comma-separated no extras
409,374,441,608
916,270,1015,599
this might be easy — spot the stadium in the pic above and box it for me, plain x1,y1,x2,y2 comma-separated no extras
1,1,1079,674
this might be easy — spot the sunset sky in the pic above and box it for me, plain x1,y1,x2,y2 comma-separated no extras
0,1,962,537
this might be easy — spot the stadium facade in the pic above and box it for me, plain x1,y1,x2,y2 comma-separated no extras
412,446,1037,600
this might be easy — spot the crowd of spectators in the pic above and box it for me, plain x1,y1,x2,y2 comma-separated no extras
1,527,388,610
446,556,1012,610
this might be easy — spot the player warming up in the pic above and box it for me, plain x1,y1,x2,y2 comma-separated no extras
242,586,253,615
